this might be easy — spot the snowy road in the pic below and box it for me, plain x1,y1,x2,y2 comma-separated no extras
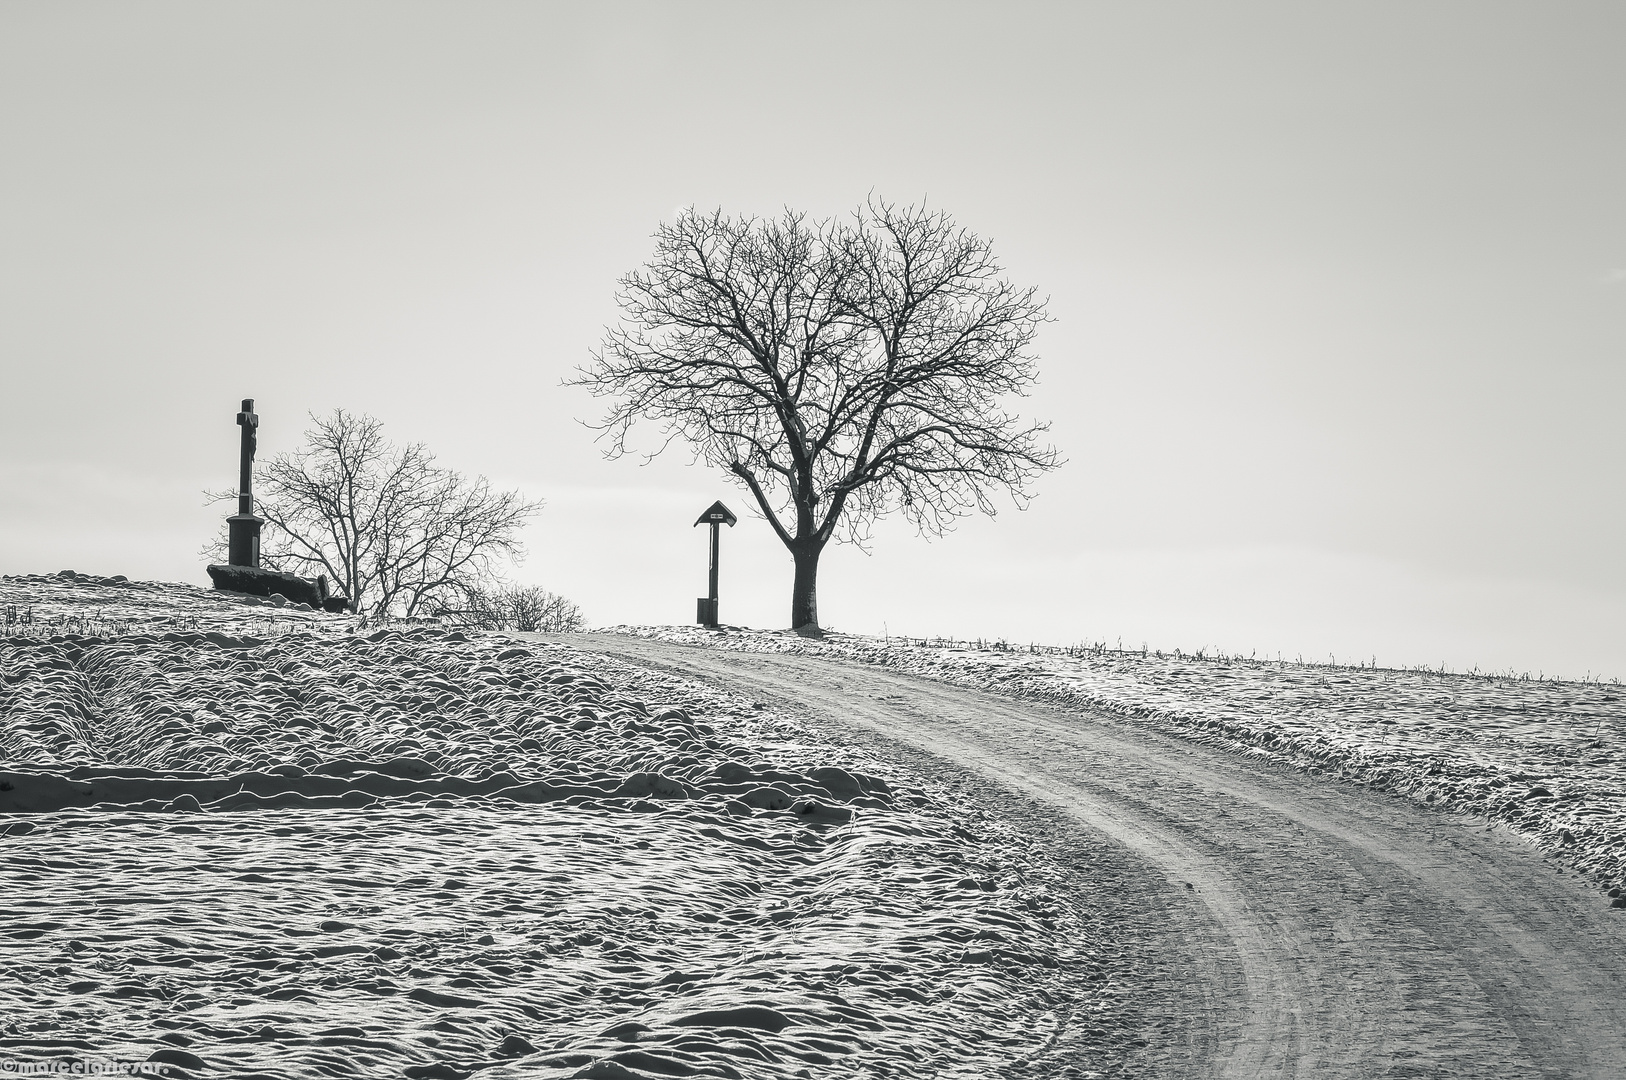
559,632,1626,1080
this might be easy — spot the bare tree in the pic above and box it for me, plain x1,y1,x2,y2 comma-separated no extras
208,410,540,616
572,200,1060,630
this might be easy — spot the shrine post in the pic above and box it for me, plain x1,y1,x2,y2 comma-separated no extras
693,500,737,628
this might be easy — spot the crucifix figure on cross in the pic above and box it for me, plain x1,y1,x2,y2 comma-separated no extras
236,399,258,515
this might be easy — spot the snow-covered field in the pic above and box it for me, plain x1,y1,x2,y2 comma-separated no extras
612,626,1626,899
0,573,1120,1079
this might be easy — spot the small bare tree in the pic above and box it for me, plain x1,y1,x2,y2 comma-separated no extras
208,410,540,616
573,200,1059,630
502,585,585,632
437,584,586,632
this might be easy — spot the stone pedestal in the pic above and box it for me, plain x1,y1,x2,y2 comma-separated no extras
207,563,342,610
227,513,264,568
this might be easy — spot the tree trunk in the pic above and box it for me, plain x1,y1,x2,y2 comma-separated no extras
790,540,822,630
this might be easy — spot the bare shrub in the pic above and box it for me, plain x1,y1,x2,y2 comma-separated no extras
437,584,585,633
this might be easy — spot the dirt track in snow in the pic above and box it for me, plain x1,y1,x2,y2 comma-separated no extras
557,633,1626,1080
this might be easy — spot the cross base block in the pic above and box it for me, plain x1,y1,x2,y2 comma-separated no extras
227,514,263,568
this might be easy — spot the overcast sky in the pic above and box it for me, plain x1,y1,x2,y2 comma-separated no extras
2,2,1621,678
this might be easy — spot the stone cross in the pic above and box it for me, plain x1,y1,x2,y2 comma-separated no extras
227,398,264,567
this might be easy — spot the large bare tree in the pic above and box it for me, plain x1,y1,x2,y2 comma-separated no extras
209,410,539,616
573,200,1059,630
